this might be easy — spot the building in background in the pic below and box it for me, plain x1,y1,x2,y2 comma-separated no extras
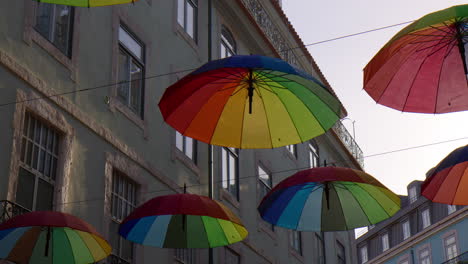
0,0,363,263
355,180,467,264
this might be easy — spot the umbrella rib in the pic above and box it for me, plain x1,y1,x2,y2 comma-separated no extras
254,86,274,148
340,184,373,225
399,52,431,112
256,82,305,144
215,67,247,79
331,184,350,231
293,184,320,230
434,41,457,113
62,228,77,264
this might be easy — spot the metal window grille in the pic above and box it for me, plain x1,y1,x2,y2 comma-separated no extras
110,170,137,263
17,112,60,211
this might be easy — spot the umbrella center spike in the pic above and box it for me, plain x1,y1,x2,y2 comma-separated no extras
323,182,331,211
455,21,468,77
247,69,255,114
44,226,51,257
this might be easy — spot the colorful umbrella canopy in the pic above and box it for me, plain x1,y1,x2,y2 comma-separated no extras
364,4,468,113
159,55,343,149
119,193,248,248
421,144,468,205
34,0,137,7
258,167,401,231
0,211,111,264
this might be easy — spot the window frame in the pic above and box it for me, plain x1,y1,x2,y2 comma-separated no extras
402,219,411,240
220,26,236,58
16,112,61,211
286,144,298,159
447,204,457,215
442,231,459,261
417,244,432,264
381,232,390,252
360,245,368,264
117,23,146,119
289,230,302,255
221,147,239,200
316,233,325,264
174,248,198,264
23,1,81,80
309,142,319,168
177,0,198,41
421,208,431,229
175,131,197,164
409,186,418,204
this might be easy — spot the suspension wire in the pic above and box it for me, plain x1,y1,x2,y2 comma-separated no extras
55,135,468,207
0,20,414,108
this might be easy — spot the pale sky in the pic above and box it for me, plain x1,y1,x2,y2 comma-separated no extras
284,1,468,195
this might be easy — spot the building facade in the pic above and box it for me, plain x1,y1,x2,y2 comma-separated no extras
355,180,467,264
0,0,363,263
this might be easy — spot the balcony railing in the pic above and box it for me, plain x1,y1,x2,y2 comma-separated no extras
332,121,364,168
0,200,30,223
442,251,468,264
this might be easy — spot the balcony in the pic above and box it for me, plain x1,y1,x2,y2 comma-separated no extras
332,121,364,168
442,251,468,264
0,200,30,223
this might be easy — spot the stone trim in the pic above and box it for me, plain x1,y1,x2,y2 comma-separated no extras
103,151,148,264
23,0,80,81
8,89,74,212
397,253,412,264
0,49,180,195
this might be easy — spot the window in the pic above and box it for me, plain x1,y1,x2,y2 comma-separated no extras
398,254,411,264
360,245,368,264
290,230,302,255
258,165,274,231
336,241,346,264
222,147,239,200
381,233,390,251
110,170,137,263
444,234,458,260
220,26,236,58
402,220,411,240
175,248,197,264
34,3,74,57
117,25,145,117
421,208,431,229
447,204,457,214
316,234,325,264
309,142,319,168
176,131,197,163
419,247,431,264
225,248,240,264
286,145,297,158
177,0,197,40
16,112,60,211
409,186,417,203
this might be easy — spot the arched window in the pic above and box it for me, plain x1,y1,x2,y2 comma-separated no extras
220,26,236,58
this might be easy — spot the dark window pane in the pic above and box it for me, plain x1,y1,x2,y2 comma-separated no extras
16,167,36,210
130,60,142,113
118,50,130,102
36,178,54,211
35,3,52,40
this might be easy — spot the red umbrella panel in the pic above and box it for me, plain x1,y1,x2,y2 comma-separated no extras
364,5,468,113
421,144,468,205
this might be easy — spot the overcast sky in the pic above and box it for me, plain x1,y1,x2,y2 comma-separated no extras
283,0,468,195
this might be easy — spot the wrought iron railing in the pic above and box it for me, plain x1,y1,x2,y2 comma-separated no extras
0,200,30,223
105,254,131,264
331,121,364,167
442,251,468,264
240,0,299,66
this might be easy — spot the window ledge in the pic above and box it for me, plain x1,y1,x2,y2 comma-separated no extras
172,146,201,178
220,188,240,209
109,96,148,138
174,23,200,59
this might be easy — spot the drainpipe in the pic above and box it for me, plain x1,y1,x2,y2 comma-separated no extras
208,0,213,264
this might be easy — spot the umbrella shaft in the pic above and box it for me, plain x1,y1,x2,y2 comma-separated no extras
247,70,254,114
45,227,51,257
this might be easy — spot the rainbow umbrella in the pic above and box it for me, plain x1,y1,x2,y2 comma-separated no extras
34,0,137,7
119,193,248,248
159,55,343,149
258,167,400,231
422,144,468,205
364,4,468,113
0,211,111,264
